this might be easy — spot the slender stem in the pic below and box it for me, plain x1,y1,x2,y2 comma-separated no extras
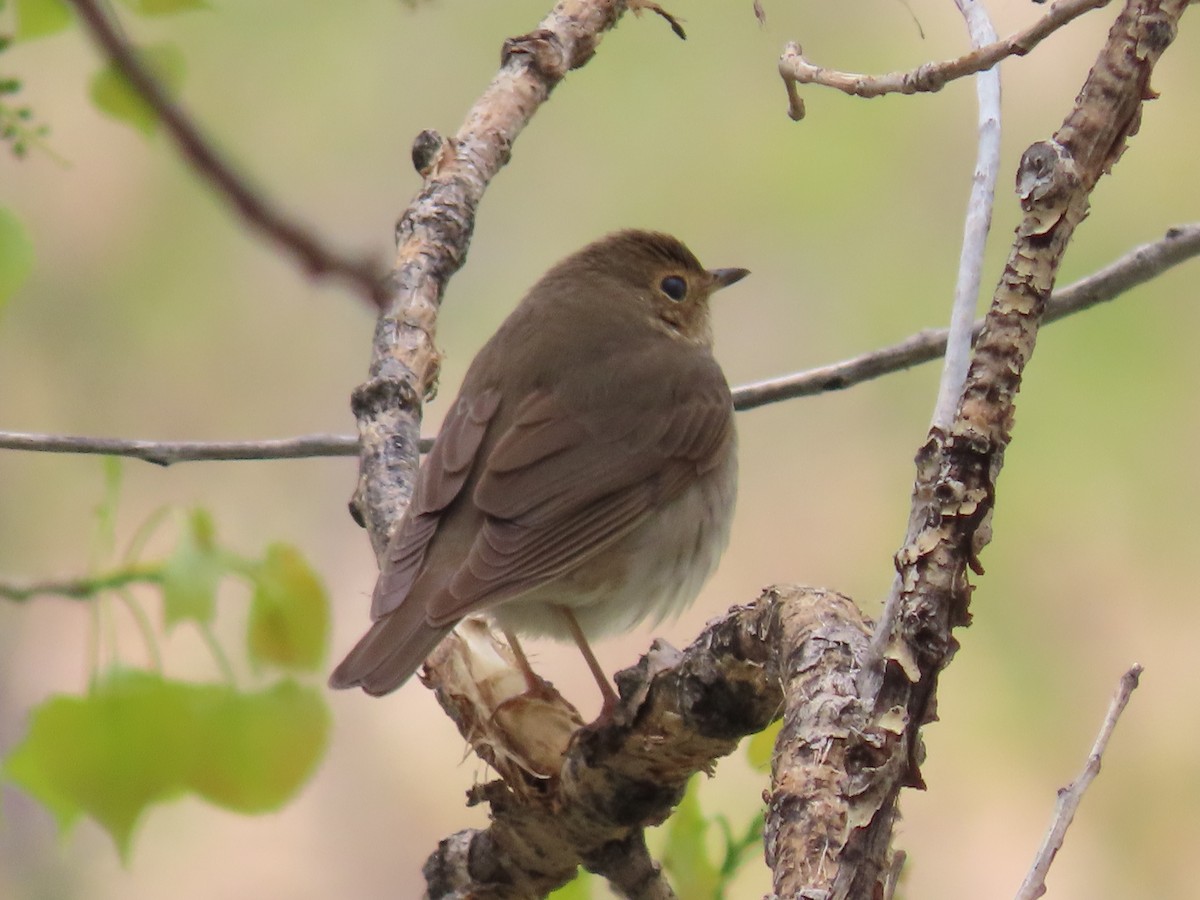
65,0,387,307
116,588,163,672
931,0,1000,431
0,225,1195,464
199,621,237,685
0,564,164,602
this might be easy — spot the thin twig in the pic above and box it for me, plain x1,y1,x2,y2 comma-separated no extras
66,0,388,307
734,223,1200,410
779,0,1109,119
1015,665,1144,900
2,224,1196,465
0,565,164,603
931,0,1000,431
0,432,363,465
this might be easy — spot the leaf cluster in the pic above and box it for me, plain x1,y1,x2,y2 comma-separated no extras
1,462,334,859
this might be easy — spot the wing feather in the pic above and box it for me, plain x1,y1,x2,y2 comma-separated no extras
428,368,732,622
370,389,501,619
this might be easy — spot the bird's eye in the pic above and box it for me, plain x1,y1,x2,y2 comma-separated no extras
660,275,688,302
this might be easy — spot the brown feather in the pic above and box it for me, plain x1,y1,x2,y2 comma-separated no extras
331,230,745,696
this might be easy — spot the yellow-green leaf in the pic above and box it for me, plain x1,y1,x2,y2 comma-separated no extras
161,508,223,627
246,544,329,672
188,679,329,812
2,670,330,860
661,777,720,898
0,207,33,311
548,870,593,899
14,0,72,41
4,669,193,858
89,43,184,137
746,719,781,772
117,0,209,14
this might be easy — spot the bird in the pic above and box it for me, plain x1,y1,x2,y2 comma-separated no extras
330,230,748,710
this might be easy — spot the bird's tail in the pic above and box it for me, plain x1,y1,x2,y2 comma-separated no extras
329,599,452,696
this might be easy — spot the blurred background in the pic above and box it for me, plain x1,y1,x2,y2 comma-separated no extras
0,0,1197,896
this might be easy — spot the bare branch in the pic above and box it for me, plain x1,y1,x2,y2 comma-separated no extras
0,431,362,465
350,0,630,558
733,222,1200,410
1015,665,1144,900
423,587,849,898
931,0,1000,431
825,1,1190,893
2,224,1195,466
65,0,387,307
780,0,1109,119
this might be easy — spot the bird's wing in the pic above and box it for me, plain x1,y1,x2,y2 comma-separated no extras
370,388,501,620
427,369,733,625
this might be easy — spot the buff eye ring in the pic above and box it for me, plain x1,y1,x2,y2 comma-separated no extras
660,275,687,302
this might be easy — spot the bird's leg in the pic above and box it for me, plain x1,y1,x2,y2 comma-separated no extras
501,627,542,694
556,605,620,715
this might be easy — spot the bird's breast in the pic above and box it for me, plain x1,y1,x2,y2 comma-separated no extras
489,439,738,642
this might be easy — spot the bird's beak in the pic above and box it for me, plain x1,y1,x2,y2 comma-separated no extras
708,267,750,290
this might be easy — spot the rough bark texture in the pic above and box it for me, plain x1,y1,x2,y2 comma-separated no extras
347,0,1188,896
351,0,627,558
798,1,1190,897
422,587,863,898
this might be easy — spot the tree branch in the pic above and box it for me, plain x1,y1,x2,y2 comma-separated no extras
1015,665,1144,900
0,431,363,465
733,222,1200,409
65,0,387,307
828,1,1190,894
0,566,163,603
420,587,862,898
779,0,1110,119
349,0,630,558
930,0,1000,432
1,223,1194,466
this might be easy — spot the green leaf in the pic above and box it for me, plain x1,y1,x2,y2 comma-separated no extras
0,206,33,311
187,678,329,812
3,670,330,859
89,43,184,137
4,669,194,858
246,544,329,672
14,0,72,41
746,719,781,772
161,508,224,627
661,777,721,899
547,870,593,899
117,0,208,15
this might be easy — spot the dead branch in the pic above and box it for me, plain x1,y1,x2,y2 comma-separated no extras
812,1,1190,895
65,0,387,307
930,0,1001,431
1015,665,1144,900
421,586,863,898
780,0,1110,119
349,0,629,558
2,221,1195,466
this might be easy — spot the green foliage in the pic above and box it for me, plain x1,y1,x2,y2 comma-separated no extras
246,544,330,673
13,0,72,41
660,775,766,900
3,670,328,861
117,0,208,14
547,869,594,899
89,43,184,136
0,205,32,309
746,718,781,772
160,507,222,627
0,465,333,859
0,34,52,158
